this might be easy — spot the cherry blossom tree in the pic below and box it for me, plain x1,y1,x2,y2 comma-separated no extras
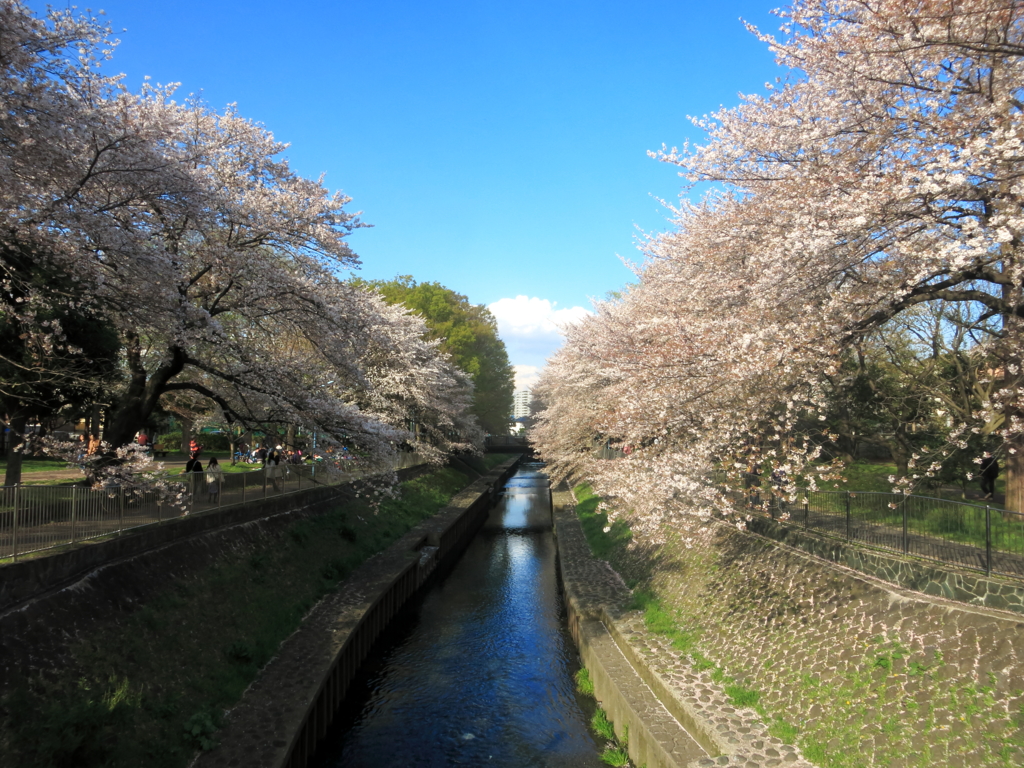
1,1,481,486
352,292,483,460
534,0,1024,519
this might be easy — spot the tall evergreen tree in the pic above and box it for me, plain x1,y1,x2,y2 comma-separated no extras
361,277,515,435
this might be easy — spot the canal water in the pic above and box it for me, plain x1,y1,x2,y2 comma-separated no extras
311,463,605,767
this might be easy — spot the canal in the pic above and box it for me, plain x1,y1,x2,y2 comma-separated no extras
311,462,606,767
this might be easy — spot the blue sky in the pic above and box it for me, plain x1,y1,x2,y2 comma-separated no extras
34,0,784,383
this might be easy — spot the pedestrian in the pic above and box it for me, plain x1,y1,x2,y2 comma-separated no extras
265,446,282,492
206,456,223,502
980,455,1000,500
183,453,204,507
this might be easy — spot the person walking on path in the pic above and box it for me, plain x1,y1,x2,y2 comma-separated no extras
206,456,223,503
980,455,1000,500
265,446,282,492
183,454,204,506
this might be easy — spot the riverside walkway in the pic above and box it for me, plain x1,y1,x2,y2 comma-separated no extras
0,455,422,561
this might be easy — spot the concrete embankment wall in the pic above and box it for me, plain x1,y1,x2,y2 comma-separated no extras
193,457,520,768
552,488,815,768
0,470,426,698
555,483,1024,768
0,469,428,617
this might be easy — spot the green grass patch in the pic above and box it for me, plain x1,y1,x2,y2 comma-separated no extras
482,453,516,469
831,459,1006,504
724,683,760,708
801,738,828,765
802,460,1022,555
575,668,595,697
591,708,616,741
574,483,632,561
0,467,473,768
576,669,632,765
0,457,71,474
768,717,799,744
630,589,706,658
600,745,630,766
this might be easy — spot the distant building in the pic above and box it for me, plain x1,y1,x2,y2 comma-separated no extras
512,388,532,419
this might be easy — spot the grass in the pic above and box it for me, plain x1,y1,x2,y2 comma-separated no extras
0,454,263,486
0,458,72,474
761,459,1024,559
804,479,1023,555
832,459,1006,504
724,683,760,708
574,483,633,561
591,709,616,740
600,745,630,766
0,466,475,768
575,668,595,697
576,669,634,768
482,453,517,469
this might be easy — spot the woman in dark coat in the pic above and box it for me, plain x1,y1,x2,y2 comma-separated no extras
980,456,1000,500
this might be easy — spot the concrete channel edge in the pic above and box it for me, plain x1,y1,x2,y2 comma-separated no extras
191,456,521,768
552,487,817,768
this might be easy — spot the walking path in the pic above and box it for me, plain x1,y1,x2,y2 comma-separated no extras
9,456,243,484
0,460,383,561
780,502,1024,580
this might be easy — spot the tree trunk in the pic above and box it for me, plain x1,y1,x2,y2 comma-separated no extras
1006,437,1023,515
101,338,187,451
998,249,1022,514
882,426,912,480
89,404,102,440
4,412,28,486
180,416,193,455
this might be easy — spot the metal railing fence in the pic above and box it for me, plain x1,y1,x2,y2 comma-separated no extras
761,488,1024,579
0,453,425,562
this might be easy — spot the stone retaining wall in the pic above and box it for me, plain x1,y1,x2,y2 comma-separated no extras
746,515,1024,616
192,457,520,768
553,488,816,768
0,465,429,616
0,474,433,700
623,516,1024,767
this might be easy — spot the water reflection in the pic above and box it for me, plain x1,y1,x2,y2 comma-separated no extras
312,464,602,768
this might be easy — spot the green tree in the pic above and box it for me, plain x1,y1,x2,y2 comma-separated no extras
0,248,122,485
819,301,1001,491
360,277,514,435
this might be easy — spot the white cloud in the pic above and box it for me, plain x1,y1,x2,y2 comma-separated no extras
513,365,542,390
488,295,592,370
